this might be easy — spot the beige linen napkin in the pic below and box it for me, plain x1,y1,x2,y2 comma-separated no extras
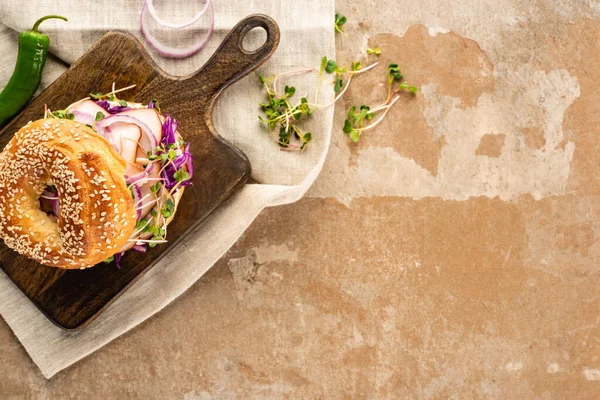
0,0,334,378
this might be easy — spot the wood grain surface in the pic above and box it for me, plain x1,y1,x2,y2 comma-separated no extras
0,15,280,330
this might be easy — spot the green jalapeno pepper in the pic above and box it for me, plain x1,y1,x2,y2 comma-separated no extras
0,15,67,127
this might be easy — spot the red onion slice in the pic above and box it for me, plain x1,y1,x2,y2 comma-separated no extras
118,109,163,144
41,189,60,218
145,0,211,29
51,199,60,218
132,185,143,220
140,1,215,59
125,158,159,185
132,244,147,253
125,163,157,185
137,184,157,220
146,160,156,175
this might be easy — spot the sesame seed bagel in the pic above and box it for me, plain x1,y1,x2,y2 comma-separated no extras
0,118,137,269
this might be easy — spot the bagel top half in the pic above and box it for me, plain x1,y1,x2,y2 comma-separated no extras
0,118,136,269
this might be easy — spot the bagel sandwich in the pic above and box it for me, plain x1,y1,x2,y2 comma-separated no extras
0,90,193,269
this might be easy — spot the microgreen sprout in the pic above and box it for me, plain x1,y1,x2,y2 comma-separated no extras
344,105,376,142
318,57,379,107
48,109,75,120
323,59,347,93
386,63,403,102
334,13,347,34
343,98,400,142
343,62,418,142
385,63,418,101
367,47,382,55
88,84,137,101
258,75,313,150
134,221,166,248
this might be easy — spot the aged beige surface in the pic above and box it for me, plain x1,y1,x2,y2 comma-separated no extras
2,0,600,398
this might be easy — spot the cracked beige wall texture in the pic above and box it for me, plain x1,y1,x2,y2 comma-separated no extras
2,0,600,399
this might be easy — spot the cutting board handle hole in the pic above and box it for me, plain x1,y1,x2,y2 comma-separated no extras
240,26,268,54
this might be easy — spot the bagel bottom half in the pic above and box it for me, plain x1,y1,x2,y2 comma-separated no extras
0,119,137,269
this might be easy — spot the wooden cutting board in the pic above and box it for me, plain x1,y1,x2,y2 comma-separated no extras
0,15,280,330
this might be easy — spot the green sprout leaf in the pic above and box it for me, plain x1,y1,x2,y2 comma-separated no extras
349,130,361,142
334,13,347,34
148,224,166,247
173,168,190,183
334,78,344,92
388,63,403,81
367,47,382,55
360,105,375,121
320,56,328,73
325,59,338,74
161,198,175,219
150,182,161,196
135,219,149,232
343,119,353,134
347,106,357,120
300,132,312,149
343,118,361,142
351,61,362,71
284,85,296,98
95,112,104,122
150,98,161,112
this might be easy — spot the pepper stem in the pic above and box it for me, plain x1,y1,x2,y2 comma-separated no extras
31,15,68,33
